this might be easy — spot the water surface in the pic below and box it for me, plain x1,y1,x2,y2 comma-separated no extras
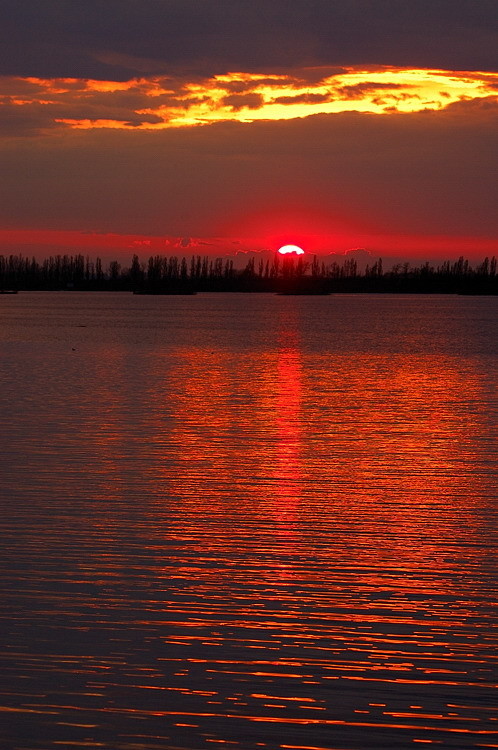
1,293,497,749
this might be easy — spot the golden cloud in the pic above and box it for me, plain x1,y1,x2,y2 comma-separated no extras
1,66,497,132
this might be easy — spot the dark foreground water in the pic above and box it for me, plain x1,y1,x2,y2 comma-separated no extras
1,292,497,750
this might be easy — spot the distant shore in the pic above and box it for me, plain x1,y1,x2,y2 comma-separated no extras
1,252,497,296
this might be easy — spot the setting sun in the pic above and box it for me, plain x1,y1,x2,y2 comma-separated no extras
278,244,305,255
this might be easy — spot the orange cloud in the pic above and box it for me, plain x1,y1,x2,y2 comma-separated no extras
1,67,497,133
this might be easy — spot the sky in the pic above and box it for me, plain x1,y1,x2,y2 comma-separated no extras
1,0,497,263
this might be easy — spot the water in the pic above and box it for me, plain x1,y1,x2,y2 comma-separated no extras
1,292,497,750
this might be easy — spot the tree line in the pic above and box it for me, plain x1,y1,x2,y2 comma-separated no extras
1,252,497,294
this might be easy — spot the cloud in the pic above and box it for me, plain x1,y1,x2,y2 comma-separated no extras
336,82,406,99
0,97,164,136
0,98,496,250
0,1,496,80
1,68,496,134
274,93,332,105
221,93,264,111
221,77,289,93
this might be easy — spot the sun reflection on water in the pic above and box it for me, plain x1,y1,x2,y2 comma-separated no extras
273,325,303,536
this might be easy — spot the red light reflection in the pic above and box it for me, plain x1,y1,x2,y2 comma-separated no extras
273,333,303,534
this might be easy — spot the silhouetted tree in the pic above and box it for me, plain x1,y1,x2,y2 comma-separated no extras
1,251,497,295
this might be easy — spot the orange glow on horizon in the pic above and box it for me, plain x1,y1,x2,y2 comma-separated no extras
0,227,496,261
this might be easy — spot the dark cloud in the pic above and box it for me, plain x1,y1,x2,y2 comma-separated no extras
222,93,264,111
274,93,332,105
289,67,350,85
0,98,496,242
0,1,496,79
0,101,65,136
337,82,406,99
446,95,498,114
0,98,164,136
221,78,290,94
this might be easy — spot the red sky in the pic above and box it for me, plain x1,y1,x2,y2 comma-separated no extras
0,1,496,264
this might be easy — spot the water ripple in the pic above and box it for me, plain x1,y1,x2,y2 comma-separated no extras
0,293,497,749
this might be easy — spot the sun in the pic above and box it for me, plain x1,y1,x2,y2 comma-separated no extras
277,244,305,255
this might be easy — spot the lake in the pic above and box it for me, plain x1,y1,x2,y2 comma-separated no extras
1,292,497,750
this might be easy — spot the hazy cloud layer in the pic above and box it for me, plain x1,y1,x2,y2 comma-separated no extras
1,0,497,79
0,100,496,249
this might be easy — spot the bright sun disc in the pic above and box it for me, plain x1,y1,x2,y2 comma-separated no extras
278,244,305,255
